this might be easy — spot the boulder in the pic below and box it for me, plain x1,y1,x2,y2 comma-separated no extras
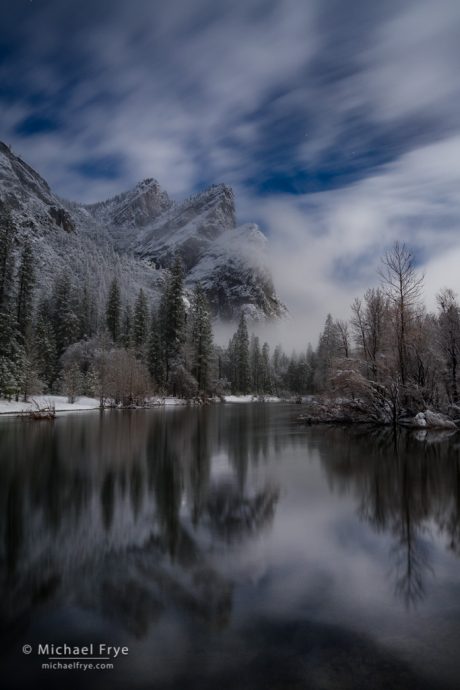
398,414,425,428
414,412,427,428
424,410,458,430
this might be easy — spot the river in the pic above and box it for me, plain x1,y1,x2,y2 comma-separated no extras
1,403,459,689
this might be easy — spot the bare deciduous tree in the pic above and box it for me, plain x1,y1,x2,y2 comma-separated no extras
93,348,150,407
351,288,387,380
437,288,460,404
379,242,424,386
334,319,350,359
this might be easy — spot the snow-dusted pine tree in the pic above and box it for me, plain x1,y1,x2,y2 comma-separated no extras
78,282,96,341
260,341,272,394
250,335,262,393
121,304,134,349
162,256,186,377
34,299,58,390
0,205,15,309
235,313,250,394
106,277,121,343
133,288,149,350
52,274,79,355
16,240,35,340
189,283,213,392
148,312,166,389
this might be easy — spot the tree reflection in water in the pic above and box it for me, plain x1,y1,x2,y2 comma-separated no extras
0,407,280,641
0,405,459,650
316,425,460,608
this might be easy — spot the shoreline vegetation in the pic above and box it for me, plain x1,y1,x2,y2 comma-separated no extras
2,197,460,429
2,393,456,436
1,204,297,410
295,240,460,433
0,394,284,416
297,396,459,431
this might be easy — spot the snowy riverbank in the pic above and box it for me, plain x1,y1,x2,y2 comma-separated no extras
0,394,285,416
222,395,282,403
0,395,193,415
0,395,101,415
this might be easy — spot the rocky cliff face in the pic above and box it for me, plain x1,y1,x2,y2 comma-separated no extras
0,141,286,320
131,183,237,270
84,177,173,249
0,140,76,237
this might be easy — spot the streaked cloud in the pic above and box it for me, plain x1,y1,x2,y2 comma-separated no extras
1,0,460,344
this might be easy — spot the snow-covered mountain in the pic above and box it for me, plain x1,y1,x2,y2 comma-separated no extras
84,177,173,247
0,141,286,320
0,139,76,235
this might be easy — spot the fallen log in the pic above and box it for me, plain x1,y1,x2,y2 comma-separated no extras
27,399,56,420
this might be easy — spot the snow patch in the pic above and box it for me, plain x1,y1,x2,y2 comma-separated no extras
223,395,281,403
0,395,100,415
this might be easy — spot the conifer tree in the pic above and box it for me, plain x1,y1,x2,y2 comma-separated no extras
0,205,15,309
0,309,25,399
235,312,250,393
0,208,24,399
314,313,339,390
189,283,213,392
20,350,39,402
121,304,134,349
133,288,148,350
250,335,262,393
34,299,58,390
287,352,310,394
78,283,95,340
261,341,272,394
16,241,35,340
162,256,186,377
106,278,121,343
272,344,288,394
148,312,166,389
52,275,79,355
305,343,316,391
227,335,238,392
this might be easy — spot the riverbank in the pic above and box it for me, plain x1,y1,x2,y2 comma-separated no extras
223,395,282,403
0,395,101,415
297,396,460,431
0,395,192,415
0,394,283,416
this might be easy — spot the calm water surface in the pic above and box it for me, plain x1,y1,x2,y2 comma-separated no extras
1,403,460,690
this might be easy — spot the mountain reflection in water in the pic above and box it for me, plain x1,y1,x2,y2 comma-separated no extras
0,404,459,690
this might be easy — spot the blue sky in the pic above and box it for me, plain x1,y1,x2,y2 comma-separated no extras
2,0,460,341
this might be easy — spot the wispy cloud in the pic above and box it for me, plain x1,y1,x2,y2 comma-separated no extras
1,0,460,342
0,0,316,199
250,134,460,347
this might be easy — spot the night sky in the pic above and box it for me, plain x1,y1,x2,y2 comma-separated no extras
1,0,460,340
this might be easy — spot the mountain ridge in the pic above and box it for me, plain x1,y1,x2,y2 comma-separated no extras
0,141,286,320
